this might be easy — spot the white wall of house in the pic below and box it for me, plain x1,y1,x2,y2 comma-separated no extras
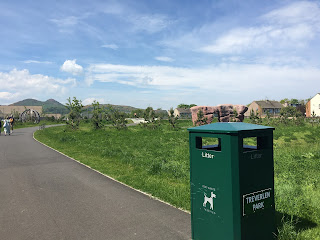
310,94,320,116
173,108,180,117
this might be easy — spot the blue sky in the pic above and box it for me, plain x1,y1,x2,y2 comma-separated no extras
0,0,319,109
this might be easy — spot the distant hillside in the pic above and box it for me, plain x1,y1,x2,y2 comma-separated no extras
10,98,68,114
83,104,141,114
10,98,43,106
10,99,142,115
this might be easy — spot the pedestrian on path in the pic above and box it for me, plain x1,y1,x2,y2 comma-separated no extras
9,114,14,133
3,116,11,136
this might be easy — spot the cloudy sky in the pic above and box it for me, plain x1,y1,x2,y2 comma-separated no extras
0,0,319,109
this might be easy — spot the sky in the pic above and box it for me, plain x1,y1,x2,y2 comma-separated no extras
0,0,319,109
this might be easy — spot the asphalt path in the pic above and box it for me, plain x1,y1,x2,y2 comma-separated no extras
0,126,191,240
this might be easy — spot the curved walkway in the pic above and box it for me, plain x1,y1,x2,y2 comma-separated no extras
0,126,191,240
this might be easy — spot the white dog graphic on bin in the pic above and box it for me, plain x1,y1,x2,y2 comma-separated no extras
203,192,216,210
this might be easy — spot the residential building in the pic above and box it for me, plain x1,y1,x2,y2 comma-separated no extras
306,93,320,117
44,113,62,119
245,100,283,117
170,108,192,118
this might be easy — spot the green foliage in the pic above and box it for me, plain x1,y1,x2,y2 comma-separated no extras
249,109,262,124
308,111,319,127
130,108,144,118
195,109,207,126
65,97,83,130
141,107,160,129
280,98,289,104
230,108,238,122
168,107,179,129
91,100,104,129
280,106,299,117
12,110,20,120
278,106,304,126
280,98,306,107
177,103,197,109
106,105,127,129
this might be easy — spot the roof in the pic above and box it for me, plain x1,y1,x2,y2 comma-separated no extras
309,93,320,102
188,122,274,133
176,108,191,114
254,100,283,109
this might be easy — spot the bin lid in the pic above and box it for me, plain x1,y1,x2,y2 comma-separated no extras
188,122,274,133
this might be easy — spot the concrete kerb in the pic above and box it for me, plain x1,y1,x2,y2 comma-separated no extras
32,130,190,215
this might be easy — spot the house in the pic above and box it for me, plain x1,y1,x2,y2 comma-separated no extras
170,108,192,118
44,113,62,119
306,93,320,117
245,100,283,117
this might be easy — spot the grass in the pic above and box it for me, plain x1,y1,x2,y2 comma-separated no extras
13,119,63,129
34,120,320,239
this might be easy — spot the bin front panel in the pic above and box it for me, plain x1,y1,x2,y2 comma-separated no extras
190,133,236,240
239,132,276,239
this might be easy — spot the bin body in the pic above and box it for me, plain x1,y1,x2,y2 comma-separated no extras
188,122,276,240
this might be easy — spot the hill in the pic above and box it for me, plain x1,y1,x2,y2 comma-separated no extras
10,99,143,115
10,98,68,114
10,98,43,106
83,104,141,114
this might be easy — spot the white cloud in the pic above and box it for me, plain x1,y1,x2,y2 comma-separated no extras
129,14,172,33
101,44,118,50
200,1,320,54
0,69,76,103
85,63,320,96
60,59,83,75
0,91,20,100
101,3,172,34
23,60,53,64
263,1,320,26
155,56,174,62
82,97,106,106
50,16,80,28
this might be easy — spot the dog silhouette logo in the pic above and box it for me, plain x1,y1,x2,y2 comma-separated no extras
203,192,216,210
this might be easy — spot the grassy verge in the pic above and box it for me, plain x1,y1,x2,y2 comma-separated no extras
34,120,320,239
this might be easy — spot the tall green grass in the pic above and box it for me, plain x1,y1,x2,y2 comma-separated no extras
34,121,320,239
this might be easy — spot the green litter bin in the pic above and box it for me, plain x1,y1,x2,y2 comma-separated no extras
188,122,276,240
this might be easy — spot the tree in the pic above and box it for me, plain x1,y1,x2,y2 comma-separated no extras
249,109,262,124
290,99,299,106
66,97,83,130
130,109,144,118
168,107,179,129
177,103,197,109
310,111,318,127
280,98,289,104
141,107,160,129
91,100,103,129
106,105,127,129
280,106,299,117
230,108,238,122
195,109,207,126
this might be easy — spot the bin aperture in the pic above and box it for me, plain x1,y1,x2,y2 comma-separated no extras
188,122,276,240
196,137,221,151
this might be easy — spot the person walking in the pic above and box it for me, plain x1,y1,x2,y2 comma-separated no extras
3,116,11,136
9,114,14,133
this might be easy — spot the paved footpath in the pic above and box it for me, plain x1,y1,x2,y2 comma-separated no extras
0,126,191,240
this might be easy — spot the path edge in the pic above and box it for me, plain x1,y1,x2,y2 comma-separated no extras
33,130,190,215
